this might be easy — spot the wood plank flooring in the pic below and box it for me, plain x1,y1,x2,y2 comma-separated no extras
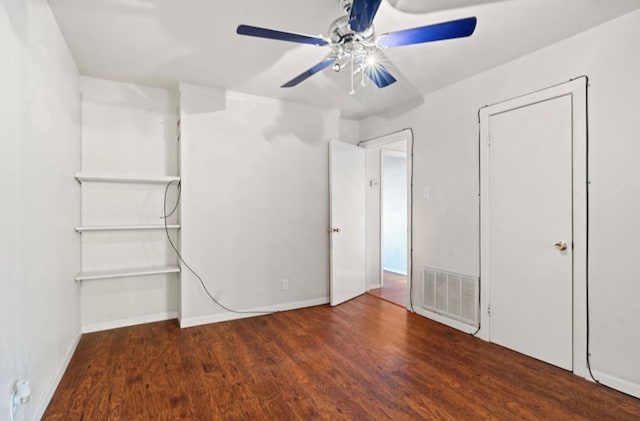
44,295,640,420
368,270,407,307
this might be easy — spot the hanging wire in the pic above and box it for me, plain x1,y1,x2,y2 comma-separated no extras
162,180,276,316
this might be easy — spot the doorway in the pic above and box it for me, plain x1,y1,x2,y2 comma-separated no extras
360,130,412,308
479,79,588,375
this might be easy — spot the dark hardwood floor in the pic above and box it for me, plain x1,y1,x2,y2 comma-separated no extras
368,270,407,307
44,295,640,420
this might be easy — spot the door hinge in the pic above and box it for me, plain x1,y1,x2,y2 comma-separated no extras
487,304,491,316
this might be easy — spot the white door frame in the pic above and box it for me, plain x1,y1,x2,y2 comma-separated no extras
360,129,413,309
479,78,588,377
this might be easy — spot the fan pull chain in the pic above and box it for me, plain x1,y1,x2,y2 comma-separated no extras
349,55,355,95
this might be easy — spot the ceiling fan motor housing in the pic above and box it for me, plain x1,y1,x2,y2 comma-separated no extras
329,15,375,44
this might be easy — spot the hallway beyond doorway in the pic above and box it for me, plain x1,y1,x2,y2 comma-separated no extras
368,271,406,307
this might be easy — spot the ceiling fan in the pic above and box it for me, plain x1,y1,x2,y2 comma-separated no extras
236,0,477,94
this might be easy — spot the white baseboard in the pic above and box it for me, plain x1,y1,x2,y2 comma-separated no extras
81,311,179,334
33,328,82,421
180,297,329,328
590,370,640,399
367,283,382,291
413,306,478,334
383,267,407,276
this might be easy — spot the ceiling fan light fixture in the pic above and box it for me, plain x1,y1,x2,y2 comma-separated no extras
236,0,477,92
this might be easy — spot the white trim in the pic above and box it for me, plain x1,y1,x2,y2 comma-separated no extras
179,297,329,328
81,311,179,334
33,329,82,421
360,128,412,149
74,173,180,184
406,135,413,311
381,149,406,158
479,78,588,377
590,371,640,399
75,225,180,232
414,307,478,334
383,268,407,276
75,265,181,281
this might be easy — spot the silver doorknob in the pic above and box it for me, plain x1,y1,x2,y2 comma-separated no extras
331,227,341,233
554,241,568,251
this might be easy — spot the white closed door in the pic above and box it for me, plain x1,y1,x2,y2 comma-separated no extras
485,95,574,370
329,140,366,306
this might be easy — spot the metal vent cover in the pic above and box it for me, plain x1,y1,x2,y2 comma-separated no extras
422,267,479,326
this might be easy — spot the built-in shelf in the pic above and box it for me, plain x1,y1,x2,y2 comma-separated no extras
75,225,181,232
75,265,181,282
74,173,180,184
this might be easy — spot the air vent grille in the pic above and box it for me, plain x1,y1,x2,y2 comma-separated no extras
422,267,479,326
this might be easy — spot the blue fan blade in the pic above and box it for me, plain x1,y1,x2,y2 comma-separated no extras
367,64,397,88
237,25,328,46
377,17,477,48
349,0,382,33
281,58,337,88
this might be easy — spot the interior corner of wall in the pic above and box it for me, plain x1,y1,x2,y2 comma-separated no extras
178,83,226,114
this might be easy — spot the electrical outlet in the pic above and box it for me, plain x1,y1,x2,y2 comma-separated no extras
282,279,289,291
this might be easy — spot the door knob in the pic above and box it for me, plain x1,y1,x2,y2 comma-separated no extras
331,227,341,233
554,241,568,251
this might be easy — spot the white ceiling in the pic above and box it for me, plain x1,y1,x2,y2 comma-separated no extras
48,0,640,119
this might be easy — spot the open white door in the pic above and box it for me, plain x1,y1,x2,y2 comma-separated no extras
329,140,366,306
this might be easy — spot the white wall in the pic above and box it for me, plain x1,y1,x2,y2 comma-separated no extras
79,77,179,332
360,10,640,396
0,0,81,419
179,84,339,325
339,118,360,144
